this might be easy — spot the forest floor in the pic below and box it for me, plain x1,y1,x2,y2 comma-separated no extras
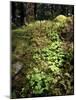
11,15,74,98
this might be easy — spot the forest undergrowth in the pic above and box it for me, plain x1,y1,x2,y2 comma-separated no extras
11,15,74,98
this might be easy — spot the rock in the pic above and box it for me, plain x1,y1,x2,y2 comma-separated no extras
54,15,67,23
12,62,23,77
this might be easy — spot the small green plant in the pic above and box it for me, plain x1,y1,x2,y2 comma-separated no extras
26,68,49,94
47,31,60,41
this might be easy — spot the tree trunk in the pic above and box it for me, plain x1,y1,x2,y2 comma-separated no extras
19,3,25,26
34,3,37,20
11,2,16,23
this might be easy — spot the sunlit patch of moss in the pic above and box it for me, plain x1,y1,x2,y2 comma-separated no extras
54,15,67,23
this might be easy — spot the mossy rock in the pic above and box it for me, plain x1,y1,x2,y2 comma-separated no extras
52,15,68,32
54,15,67,23
54,15,73,25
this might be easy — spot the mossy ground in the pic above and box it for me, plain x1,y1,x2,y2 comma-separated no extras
11,15,74,98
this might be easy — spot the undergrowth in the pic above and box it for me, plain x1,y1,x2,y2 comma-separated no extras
11,16,74,98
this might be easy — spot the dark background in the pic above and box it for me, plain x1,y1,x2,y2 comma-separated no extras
11,2,74,27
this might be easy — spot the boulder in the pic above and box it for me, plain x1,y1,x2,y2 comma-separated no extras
54,15,67,23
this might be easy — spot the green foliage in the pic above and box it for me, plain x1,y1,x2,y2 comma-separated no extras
47,31,60,41
12,18,74,98
24,31,73,96
26,68,49,94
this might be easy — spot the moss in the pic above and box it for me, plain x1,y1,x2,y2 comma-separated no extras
54,15,67,23
12,15,74,98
